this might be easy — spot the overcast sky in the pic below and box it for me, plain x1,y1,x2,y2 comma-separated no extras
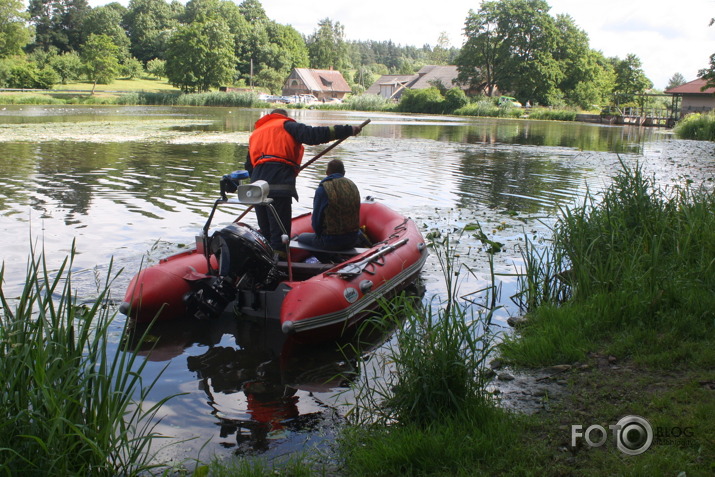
89,0,715,90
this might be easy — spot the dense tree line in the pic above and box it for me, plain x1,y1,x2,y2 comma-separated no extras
0,0,454,93
0,0,685,109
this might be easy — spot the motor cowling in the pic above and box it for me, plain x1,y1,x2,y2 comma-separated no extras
210,223,275,282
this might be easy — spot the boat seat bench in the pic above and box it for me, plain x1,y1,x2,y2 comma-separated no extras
288,240,369,256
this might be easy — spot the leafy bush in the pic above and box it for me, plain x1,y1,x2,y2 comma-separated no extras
443,87,469,113
0,59,58,89
146,58,166,79
115,92,181,105
674,111,715,141
397,87,445,114
121,57,144,79
49,52,83,84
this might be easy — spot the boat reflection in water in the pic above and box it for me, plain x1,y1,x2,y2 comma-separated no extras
123,285,422,456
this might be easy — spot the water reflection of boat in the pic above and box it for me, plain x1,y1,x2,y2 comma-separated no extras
124,300,418,454
120,180,427,344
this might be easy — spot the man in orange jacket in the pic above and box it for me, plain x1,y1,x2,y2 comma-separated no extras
245,109,361,253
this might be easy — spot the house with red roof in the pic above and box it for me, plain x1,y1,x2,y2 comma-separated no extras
665,78,715,116
281,68,351,102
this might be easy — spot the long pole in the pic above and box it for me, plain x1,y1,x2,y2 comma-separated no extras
299,118,371,172
232,118,371,224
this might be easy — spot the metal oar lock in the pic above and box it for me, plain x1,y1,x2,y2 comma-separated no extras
331,238,409,279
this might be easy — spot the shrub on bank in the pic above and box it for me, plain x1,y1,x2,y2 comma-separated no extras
674,111,715,141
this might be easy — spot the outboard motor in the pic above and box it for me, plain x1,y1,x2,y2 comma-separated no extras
211,223,275,283
185,223,278,320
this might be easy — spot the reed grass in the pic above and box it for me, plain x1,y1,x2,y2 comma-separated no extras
502,159,715,367
526,108,578,121
341,94,396,112
454,101,524,119
174,91,258,107
0,245,173,476
0,94,65,104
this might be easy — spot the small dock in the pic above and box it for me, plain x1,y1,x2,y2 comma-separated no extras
598,106,677,128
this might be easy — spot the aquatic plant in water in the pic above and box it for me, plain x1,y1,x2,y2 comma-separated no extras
346,233,499,428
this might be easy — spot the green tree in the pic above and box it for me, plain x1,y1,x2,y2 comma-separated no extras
456,2,504,96
124,0,179,63
27,0,60,51
429,32,451,65
27,0,90,52
81,33,120,92
165,19,236,92
457,0,565,105
250,22,308,91
49,50,82,83
63,0,90,51
121,56,143,78
699,55,715,89
0,0,32,57
238,0,267,23
666,72,686,90
82,4,131,61
146,57,165,78
611,53,653,105
307,17,350,71
566,50,615,109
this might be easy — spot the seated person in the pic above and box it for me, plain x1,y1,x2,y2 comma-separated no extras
296,159,361,251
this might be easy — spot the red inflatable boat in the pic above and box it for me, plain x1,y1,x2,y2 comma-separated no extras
120,180,427,342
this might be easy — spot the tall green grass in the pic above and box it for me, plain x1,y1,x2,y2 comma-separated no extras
526,108,578,121
454,100,523,119
674,110,715,141
502,159,715,367
338,238,516,475
0,94,65,104
174,91,258,107
0,246,172,475
342,94,396,112
348,238,498,428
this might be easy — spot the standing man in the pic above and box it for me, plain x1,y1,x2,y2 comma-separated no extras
245,109,361,253
296,159,361,251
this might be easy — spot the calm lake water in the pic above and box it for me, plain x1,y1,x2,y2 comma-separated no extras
1,105,714,466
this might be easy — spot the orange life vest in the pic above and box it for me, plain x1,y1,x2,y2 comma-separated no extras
249,114,304,171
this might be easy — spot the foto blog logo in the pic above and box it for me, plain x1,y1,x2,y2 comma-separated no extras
571,415,653,456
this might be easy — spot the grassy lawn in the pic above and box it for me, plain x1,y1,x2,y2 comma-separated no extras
52,76,180,94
